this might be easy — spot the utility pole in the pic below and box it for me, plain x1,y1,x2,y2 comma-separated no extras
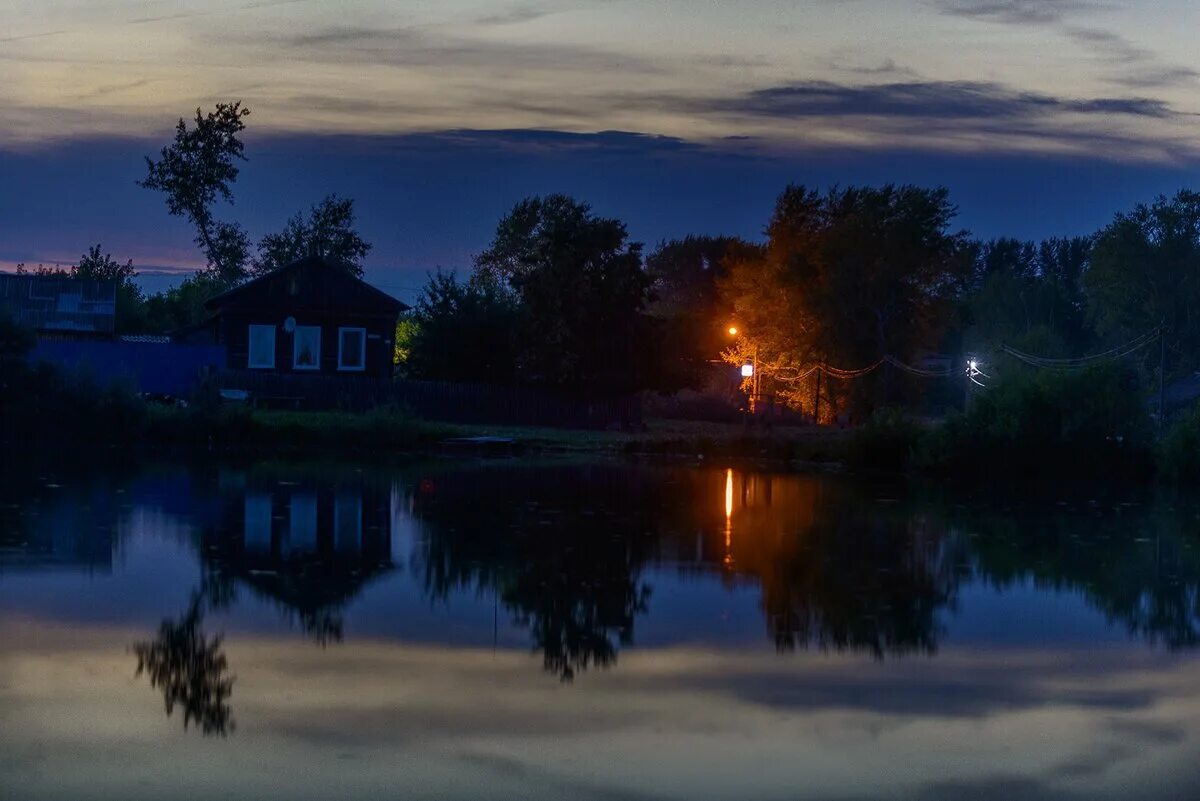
813,368,821,425
1159,324,1166,437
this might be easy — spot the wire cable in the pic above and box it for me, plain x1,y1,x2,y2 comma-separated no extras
1000,326,1161,370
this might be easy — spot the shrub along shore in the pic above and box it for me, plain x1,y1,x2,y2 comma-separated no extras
3,342,1199,483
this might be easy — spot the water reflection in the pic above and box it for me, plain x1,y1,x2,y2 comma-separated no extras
6,459,1200,686
9,459,1200,798
966,506,1200,650
131,591,234,736
199,467,394,644
409,465,961,672
0,482,118,572
414,465,654,680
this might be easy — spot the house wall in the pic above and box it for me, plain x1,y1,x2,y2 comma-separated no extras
217,310,395,378
31,340,226,396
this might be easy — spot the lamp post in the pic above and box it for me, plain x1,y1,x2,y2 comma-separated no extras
728,325,760,415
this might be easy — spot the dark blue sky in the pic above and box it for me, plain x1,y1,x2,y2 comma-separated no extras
6,0,1200,300
3,130,1196,302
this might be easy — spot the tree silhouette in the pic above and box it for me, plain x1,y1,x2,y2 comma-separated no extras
253,194,372,277
140,102,252,285
132,592,235,736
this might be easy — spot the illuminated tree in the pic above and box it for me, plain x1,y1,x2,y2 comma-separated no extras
720,184,969,417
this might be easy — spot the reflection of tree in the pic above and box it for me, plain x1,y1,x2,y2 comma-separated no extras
714,477,961,658
757,515,960,658
963,504,1200,650
504,529,652,681
416,464,657,680
132,592,234,736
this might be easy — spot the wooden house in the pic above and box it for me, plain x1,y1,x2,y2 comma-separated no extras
202,256,407,378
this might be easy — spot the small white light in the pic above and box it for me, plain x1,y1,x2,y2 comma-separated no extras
969,360,978,371
741,362,754,378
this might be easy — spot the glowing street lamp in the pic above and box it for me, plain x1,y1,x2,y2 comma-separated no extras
727,324,761,414
966,358,988,387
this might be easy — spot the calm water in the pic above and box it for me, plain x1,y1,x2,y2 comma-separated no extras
2,457,1199,800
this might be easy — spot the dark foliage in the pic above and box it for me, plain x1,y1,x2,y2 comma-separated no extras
918,363,1154,482
253,195,371,277
132,594,234,736
141,102,252,285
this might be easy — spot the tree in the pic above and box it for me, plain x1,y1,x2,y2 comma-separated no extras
142,273,229,333
74,244,146,334
964,236,1092,358
720,184,970,417
404,270,519,383
1086,190,1200,378
140,102,252,285
475,194,657,394
646,236,760,389
253,195,371,277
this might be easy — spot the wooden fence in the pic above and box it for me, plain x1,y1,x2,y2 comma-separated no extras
215,370,641,429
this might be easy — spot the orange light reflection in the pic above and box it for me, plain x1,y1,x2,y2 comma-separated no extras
723,468,734,567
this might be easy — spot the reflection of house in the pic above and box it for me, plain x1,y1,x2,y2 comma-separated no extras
196,256,407,378
0,494,114,572
238,485,389,561
0,273,115,340
202,477,393,640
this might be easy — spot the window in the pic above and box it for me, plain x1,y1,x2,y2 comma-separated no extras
248,324,276,369
287,493,318,555
293,325,321,370
334,492,363,554
244,493,273,553
338,327,367,371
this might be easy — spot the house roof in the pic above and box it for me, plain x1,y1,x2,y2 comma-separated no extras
1161,372,1200,412
204,256,408,316
0,273,116,334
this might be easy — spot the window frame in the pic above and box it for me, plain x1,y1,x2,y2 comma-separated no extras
292,325,322,371
247,324,277,369
337,326,367,372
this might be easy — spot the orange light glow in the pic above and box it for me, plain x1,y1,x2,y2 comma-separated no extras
723,468,734,567
727,326,738,336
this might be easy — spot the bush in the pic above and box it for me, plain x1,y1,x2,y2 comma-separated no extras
917,363,1153,482
847,409,923,473
1159,406,1200,484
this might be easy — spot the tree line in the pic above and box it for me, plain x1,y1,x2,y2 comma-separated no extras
18,102,1200,417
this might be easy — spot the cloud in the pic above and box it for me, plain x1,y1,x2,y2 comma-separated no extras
707,80,1176,121
474,5,557,26
934,0,1104,26
917,774,1087,801
1111,66,1200,89
934,0,1197,91
261,24,663,75
1063,25,1151,62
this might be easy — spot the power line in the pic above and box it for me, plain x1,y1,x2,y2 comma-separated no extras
1000,326,1162,370
772,355,955,383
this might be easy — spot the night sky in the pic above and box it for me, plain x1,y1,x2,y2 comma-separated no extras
4,0,1199,301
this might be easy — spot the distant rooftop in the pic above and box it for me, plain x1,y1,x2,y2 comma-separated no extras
0,273,116,335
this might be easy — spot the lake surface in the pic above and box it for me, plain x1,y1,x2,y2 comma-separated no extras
2,456,1199,800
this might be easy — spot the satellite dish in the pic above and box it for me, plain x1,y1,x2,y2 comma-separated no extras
283,316,296,333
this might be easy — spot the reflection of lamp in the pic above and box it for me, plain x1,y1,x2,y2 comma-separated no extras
723,468,734,568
